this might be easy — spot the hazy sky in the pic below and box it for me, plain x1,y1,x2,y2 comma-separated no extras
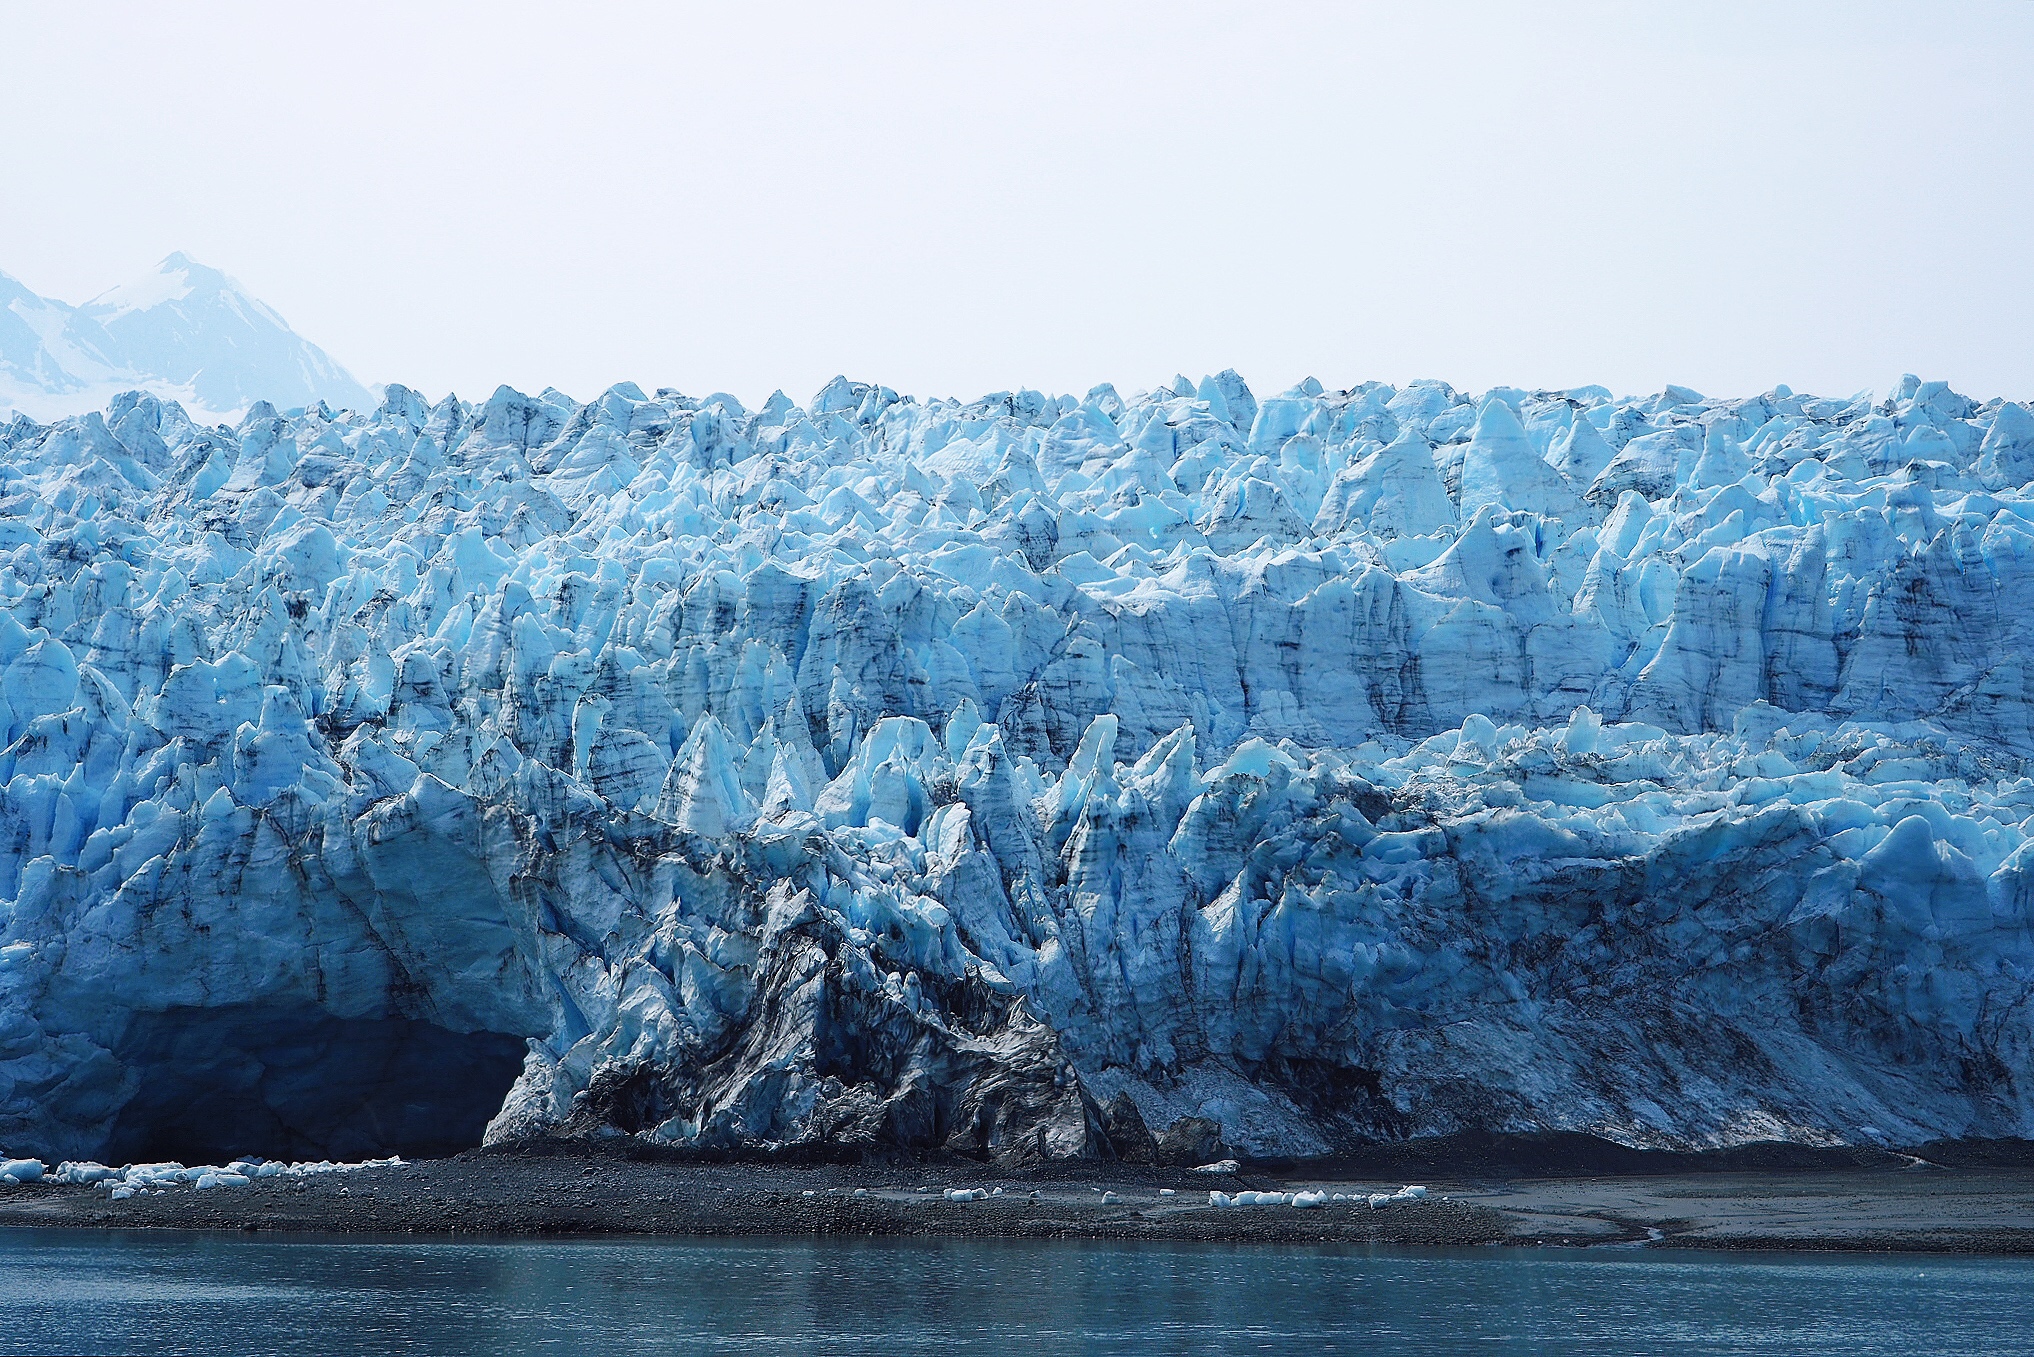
6,1,2032,407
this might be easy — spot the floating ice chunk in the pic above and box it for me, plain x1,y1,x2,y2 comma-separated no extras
1101,1191,1121,1205
1158,1188,1177,1196
0,1159,46,1184
1291,1190,1328,1209
71,1155,401,1191
943,1187,988,1202
1393,1185,1428,1201
282,1156,404,1176
1230,1190,1290,1206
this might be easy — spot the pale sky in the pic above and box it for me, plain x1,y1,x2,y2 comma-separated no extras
6,1,2032,407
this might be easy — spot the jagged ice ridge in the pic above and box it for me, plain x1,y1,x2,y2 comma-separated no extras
0,370,2031,1166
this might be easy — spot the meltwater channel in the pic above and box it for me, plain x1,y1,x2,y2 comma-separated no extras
3,1230,2030,1355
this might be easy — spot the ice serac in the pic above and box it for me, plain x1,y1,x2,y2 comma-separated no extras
1,371,2032,1165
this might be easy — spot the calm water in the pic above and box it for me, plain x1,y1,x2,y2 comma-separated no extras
4,1229,2030,1355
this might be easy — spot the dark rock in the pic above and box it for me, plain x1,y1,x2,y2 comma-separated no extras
1154,1116,1225,1166
1100,1093,1156,1163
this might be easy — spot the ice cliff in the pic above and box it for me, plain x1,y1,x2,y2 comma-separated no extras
1,371,2031,1165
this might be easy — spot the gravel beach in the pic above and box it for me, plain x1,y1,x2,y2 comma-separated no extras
3,1140,2030,1254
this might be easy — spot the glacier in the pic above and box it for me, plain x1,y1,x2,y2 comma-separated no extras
0,370,2030,1166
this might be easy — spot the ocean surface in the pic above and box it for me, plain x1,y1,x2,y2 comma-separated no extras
3,1229,2029,1355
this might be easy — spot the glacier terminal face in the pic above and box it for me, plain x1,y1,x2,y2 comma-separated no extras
0,373,2031,1164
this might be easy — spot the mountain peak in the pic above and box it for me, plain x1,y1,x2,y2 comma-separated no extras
153,251,235,290
86,252,243,319
87,257,196,317
3,254,368,418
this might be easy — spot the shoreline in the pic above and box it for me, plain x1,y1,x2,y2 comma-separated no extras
3,1142,2032,1256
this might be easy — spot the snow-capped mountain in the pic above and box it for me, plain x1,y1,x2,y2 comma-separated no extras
0,254,368,421
0,371,2030,1166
